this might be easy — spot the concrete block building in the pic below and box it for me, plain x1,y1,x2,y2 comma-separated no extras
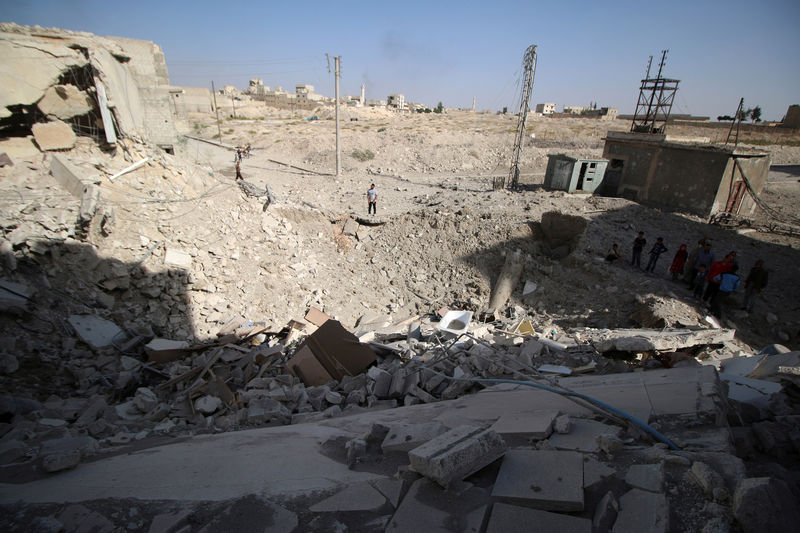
600,131,770,218
535,103,556,115
544,155,609,193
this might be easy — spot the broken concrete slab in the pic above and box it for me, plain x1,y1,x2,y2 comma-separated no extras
408,425,506,488
583,456,616,488
309,481,386,512
611,488,668,533
370,478,404,509
491,449,584,511
718,354,766,377
625,463,663,493
594,492,620,532
164,248,192,269
385,478,489,533
588,328,736,353
0,279,32,315
37,84,94,119
489,410,558,439
381,421,447,453
486,503,591,533
720,374,782,411
547,418,622,453
67,314,124,349
32,119,76,151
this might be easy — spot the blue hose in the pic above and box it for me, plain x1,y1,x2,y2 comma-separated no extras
427,371,681,451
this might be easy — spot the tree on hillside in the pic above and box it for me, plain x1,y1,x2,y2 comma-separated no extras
434,102,443,114
717,115,734,122
750,106,762,123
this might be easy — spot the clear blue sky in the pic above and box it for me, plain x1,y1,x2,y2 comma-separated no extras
4,0,799,120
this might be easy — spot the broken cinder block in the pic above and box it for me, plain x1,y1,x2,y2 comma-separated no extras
408,425,506,488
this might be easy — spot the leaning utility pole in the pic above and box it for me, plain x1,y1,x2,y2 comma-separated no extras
211,81,222,142
505,44,537,190
725,98,745,147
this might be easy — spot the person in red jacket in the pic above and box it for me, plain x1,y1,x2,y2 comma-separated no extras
669,244,688,280
703,252,735,303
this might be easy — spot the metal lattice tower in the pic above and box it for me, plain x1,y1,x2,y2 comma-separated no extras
630,50,679,134
505,44,537,190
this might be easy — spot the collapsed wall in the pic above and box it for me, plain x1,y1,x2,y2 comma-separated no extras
0,23,178,150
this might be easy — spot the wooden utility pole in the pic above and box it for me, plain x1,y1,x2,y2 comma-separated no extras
335,56,341,176
211,81,222,142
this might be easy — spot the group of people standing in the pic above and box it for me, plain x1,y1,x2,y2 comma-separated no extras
606,233,769,319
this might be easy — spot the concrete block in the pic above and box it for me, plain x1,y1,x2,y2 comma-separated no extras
194,395,222,415
164,248,192,269
382,421,447,453
486,503,591,533
42,450,81,473
407,384,436,403
611,489,668,533
490,410,558,439
32,119,76,150
593,491,619,532
68,314,124,349
368,367,393,398
520,338,544,359
133,387,159,413
309,481,386,512
408,425,507,487
491,449,584,511
247,398,289,424
625,463,663,493
553,414,571,434
388,369,407,398
547,418,621,453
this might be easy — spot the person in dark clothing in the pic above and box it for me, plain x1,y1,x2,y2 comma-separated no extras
693,264,707,299
690,242,715,289
605,244,621,263
631,232,646,269
742,260,768,312
645,237,668,273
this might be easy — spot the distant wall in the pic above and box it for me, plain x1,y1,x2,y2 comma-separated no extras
171,87,214,116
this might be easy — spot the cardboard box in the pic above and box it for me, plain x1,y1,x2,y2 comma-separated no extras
287,320,376,386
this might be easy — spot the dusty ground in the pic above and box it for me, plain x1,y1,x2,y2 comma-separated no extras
2,106,799,353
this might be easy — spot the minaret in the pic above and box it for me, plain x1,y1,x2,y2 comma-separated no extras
361,83,365,105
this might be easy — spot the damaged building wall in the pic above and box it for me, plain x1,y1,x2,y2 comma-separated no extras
0,23,177,147
601,131,769,218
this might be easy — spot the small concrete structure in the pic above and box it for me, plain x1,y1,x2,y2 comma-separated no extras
601,131,770,218
544,154,609,194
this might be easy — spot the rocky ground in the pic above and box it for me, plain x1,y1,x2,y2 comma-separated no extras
1,105,799,531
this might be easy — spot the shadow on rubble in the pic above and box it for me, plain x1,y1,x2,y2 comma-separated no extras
0,238,196,402
458,202,800,349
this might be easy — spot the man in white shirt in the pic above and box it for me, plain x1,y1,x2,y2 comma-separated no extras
367,184,378,215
